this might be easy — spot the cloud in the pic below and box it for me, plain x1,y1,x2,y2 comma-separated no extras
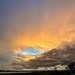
0,48,13,65
1,0,75,50
12,42,75,69
0,0,75,64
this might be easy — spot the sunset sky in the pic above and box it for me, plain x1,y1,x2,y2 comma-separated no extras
0,0,75,63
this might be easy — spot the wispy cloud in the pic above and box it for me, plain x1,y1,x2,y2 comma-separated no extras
0,0,75,63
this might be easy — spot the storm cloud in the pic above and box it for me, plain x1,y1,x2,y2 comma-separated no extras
0,0,75,64
13,42,75,69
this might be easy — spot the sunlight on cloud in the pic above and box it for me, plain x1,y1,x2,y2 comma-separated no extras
0,0,75,63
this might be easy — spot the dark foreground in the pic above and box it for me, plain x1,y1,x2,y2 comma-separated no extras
0,70,74,75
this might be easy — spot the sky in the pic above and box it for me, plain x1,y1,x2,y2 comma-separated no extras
15,47,41,55
0,0,75,64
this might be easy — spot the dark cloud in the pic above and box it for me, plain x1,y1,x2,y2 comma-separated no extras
12,42,75,69
0,0,75,66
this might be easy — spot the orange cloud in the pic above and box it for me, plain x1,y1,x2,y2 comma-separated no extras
13,48,21,53
1,0,75,53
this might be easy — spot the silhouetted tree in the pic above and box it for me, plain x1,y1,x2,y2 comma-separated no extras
68,62,75,70
67,62,75,74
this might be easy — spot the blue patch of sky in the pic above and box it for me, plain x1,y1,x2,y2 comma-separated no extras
16,47,41,55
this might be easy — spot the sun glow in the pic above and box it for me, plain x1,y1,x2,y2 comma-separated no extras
13,48,21,53
3,0,75,53
12,30,75,53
